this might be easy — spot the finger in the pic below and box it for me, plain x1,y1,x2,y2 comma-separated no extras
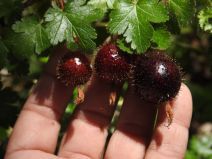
58,79,121,159
5,150,62,159
145,84,192,159
5,46,73,156
104,87,157,159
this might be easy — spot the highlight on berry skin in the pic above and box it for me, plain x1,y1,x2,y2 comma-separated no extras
56,51,92,87
132,50,182,104
94,43,131,84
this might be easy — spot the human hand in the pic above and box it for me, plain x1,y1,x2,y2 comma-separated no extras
4,46,192,159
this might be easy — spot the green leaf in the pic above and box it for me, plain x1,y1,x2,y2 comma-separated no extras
66,0,106,23
152,28,172,49
0,39,8,68
45,7,74,45
138,0,169,23
108,0,169,53
0,127,8,141
117,39,133,54
88,0,116,9
169,0,194,27
198,8,212,33
45,3,97,50
107,0,116,8
29,54,43,76
12,16,50,54
34,24,51,53
67,16,97,50
0,0,22,18
12,17,38,33
185,150,197,159
4,31,35,59
190,135,212,158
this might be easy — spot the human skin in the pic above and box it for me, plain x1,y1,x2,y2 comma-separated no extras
4,46,192,159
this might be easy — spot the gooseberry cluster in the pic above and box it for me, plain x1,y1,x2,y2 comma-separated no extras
56,43,181,104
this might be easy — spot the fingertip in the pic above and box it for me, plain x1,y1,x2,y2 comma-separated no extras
179,83,193,110
173,83,193,128
144,83,193,159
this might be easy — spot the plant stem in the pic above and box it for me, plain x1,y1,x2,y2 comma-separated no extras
132,0,138,4
59,0,64,10
95,22,108,27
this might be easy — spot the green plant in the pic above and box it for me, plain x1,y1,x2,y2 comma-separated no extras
0,0,196,62
186,135,212,159
0,0,211,158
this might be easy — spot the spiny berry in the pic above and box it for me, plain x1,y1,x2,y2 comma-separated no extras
94,43,130,83
56,52,92,86
132,50,181,104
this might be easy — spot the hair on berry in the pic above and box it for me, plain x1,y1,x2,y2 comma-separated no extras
132,50,182,104
56,52,92,86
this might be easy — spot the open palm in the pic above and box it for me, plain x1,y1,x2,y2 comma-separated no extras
5,46,192,159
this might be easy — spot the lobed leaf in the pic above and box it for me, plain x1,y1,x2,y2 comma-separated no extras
107,0,116,8
117,39,133,54
198,8,212,33
0,0,22,18
152,28,172,49
169,0,194,27
45,7,74,45
108,0,169,53
4,31,35,59
66,0,106,23
12,17,50,54
44,2,98,50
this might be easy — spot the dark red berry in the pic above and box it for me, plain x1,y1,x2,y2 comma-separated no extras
94,43,130,83
133,50,181,104
56,52,92,86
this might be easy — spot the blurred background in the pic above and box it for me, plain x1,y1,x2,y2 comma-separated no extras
0,0,212,158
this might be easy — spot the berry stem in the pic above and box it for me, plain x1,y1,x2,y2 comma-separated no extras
102,36,112,45
102,35,119,46
132,0,138,4
111,35,119,43
95,22,108,27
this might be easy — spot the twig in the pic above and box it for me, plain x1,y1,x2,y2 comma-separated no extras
59,0,64,10
95,22,108,27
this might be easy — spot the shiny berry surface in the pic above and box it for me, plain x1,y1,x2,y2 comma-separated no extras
56,52,92,86
133,50,181,104
94,43,130,83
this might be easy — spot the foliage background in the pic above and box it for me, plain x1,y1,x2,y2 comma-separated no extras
0,0,212,158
